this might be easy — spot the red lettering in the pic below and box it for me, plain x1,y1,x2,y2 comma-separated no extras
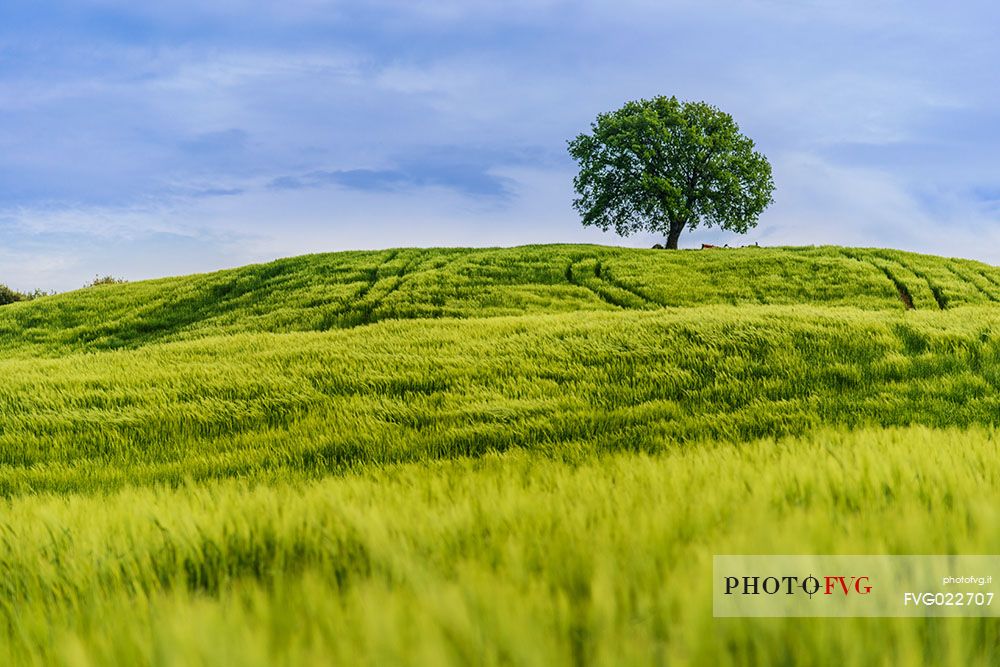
823,576,847,595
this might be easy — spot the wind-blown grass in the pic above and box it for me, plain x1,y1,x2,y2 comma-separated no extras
0,244,998,665
1,427,999,666
2,245,998,356
0,306,997,495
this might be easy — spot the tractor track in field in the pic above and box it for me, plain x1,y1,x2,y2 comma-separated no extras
876,265,915,310
347,249,431,326
593,260,662,308
565,261,633,309
979,269,1000,292
843,249,947,310
839,249,915,310
958,265,1000,303
868,253,946,310
352,249,400,302
375,249,431,304
907,265,948,310
946,265,1000,303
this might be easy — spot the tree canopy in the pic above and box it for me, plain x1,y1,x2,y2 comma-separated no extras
568,96,774,249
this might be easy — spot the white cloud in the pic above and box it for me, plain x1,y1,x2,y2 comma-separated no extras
746,153,1000,263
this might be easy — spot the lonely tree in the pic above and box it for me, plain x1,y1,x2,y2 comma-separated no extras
568,96,774,249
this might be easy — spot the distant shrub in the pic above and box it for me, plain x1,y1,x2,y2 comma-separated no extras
86,275,128,288
0,284,24,305
0,285,54,305
24,288,53,300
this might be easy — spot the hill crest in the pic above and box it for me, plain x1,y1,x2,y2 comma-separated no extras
1,244,997,354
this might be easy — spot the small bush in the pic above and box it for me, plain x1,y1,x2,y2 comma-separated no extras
86,275,128,288
0,284,25,306
0,285,54,305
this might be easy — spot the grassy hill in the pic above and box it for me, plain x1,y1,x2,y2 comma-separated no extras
1,245,999,665
2,244,999,354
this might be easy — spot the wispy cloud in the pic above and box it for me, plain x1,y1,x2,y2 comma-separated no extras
269,168,511,198
267,146,532,199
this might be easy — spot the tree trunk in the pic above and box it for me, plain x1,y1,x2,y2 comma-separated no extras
665,221,684,250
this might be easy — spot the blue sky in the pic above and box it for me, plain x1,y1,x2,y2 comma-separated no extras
1,0,998,290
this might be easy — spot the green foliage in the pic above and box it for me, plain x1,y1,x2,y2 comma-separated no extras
568,97,775,248
0,284,54,306
0,244,998,664
86,274,129,287
0,284,24,305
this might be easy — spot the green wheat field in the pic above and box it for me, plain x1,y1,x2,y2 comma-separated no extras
2,244,999,665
